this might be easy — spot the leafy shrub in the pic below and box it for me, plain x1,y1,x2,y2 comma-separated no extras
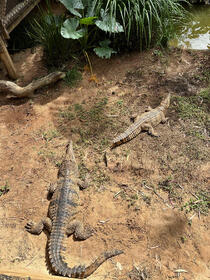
29,0,187,66
59,0,123,58
59,0,187,53
28,2,72,66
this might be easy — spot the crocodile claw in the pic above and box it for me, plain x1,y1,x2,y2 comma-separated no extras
25,221,42,235
25,221,34,231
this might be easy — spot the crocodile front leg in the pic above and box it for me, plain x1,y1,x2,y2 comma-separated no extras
47,183,57,199
145,106,153,112
66,220,93,240
141,123,159,137
77,179,89,190
25,217,52,235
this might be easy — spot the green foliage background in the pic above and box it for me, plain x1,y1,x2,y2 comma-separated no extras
25,0,188,66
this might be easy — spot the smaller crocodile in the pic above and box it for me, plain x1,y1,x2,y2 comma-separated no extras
111,94,170,148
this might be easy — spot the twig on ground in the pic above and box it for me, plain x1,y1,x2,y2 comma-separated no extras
113,190,123,198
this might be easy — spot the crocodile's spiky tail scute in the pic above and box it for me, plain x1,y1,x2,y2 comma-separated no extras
49,241,123,279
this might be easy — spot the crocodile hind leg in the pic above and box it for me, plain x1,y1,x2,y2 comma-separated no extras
141,123,159,137
160,112,168,123
25,217,52,235
66,220,93,240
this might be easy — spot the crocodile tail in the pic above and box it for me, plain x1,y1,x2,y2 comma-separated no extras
48,236,71,277
160,93,171,108
83,249,123,278
49,230,123,279
49,236,86,278
112,122,142,148
49,238,123,279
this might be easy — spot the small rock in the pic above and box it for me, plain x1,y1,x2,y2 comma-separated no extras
116,262,123,271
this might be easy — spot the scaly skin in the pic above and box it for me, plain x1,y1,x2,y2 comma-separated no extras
25,141,123,278
0,276,30,280
111,94,170,148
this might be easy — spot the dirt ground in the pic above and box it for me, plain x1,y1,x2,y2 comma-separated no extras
0,46,209,280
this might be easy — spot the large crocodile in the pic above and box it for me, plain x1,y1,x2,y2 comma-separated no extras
111,93,170,148
25,141,123,278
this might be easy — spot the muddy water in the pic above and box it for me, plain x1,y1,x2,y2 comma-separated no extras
169,5,210,49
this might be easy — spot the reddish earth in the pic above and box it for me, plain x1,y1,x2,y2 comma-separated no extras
0,46,209,279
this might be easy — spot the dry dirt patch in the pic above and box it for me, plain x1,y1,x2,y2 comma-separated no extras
0,47,209,279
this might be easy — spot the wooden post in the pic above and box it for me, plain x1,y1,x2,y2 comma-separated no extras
0,0,7,19
0,35,17,79
6,0,41,33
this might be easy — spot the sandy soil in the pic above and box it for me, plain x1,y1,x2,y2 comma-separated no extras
0,46,209,280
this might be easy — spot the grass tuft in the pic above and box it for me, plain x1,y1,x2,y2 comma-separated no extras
0,182,10,197
181,191,209,216
173,95,209,126
59,97,109,143
64,68,82,87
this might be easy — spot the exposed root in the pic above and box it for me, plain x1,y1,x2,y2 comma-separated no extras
0,71,65,98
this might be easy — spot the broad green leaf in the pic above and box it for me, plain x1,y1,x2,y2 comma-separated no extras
61,18,85,39
95,9,124,33
94,40,117,59
80,16,97,25
58,0,84,18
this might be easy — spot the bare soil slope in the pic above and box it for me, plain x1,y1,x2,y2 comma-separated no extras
0,47,209,280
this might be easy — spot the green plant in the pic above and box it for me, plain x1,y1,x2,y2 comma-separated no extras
181,191,209,216
106,0,188,50
158,177,182,202
0,182,10,197
60,0,123,59
199,87,210,104
28,1,72,66
59,107,75,120
41,129,60,142
38,148,56,161
64,67,82,87
174,96,208,125
59,98,109,141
